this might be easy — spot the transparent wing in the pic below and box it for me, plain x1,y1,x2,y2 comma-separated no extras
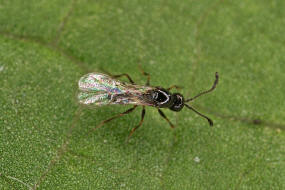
78,72,155,106
78,91,110,105
78,73,124,105
78,72,124,93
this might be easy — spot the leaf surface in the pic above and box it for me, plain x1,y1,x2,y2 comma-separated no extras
1,0,284,189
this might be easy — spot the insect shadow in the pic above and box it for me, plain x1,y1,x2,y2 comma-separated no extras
78,67,219,140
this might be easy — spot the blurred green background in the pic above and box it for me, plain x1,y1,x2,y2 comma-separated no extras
0,0,284,189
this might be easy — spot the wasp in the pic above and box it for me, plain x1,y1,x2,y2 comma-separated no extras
78,68,219,139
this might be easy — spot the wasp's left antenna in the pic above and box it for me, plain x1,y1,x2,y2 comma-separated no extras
185,72,219,102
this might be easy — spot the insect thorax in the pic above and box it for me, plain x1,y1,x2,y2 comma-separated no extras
149,88,185,111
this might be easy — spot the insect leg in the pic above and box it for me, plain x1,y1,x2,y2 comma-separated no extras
167,85,183,91
108,73,135,84
100,68,135,84
92,105,138,131
127,106,146,140
112,74,135,84
138,64,151,85
157,109,175,128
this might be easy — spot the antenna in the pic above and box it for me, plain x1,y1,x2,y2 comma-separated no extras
185,72,219,102
185,104,213,126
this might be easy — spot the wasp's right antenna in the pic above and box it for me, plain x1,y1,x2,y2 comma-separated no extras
185,72,219,102
184,104,213,126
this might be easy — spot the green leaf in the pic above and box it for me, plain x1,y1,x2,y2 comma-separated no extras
1,0,284,189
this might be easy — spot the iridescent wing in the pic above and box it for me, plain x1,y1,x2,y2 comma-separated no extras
78,73,155,106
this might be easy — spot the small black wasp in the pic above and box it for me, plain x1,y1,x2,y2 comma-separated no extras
78,68,219,138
